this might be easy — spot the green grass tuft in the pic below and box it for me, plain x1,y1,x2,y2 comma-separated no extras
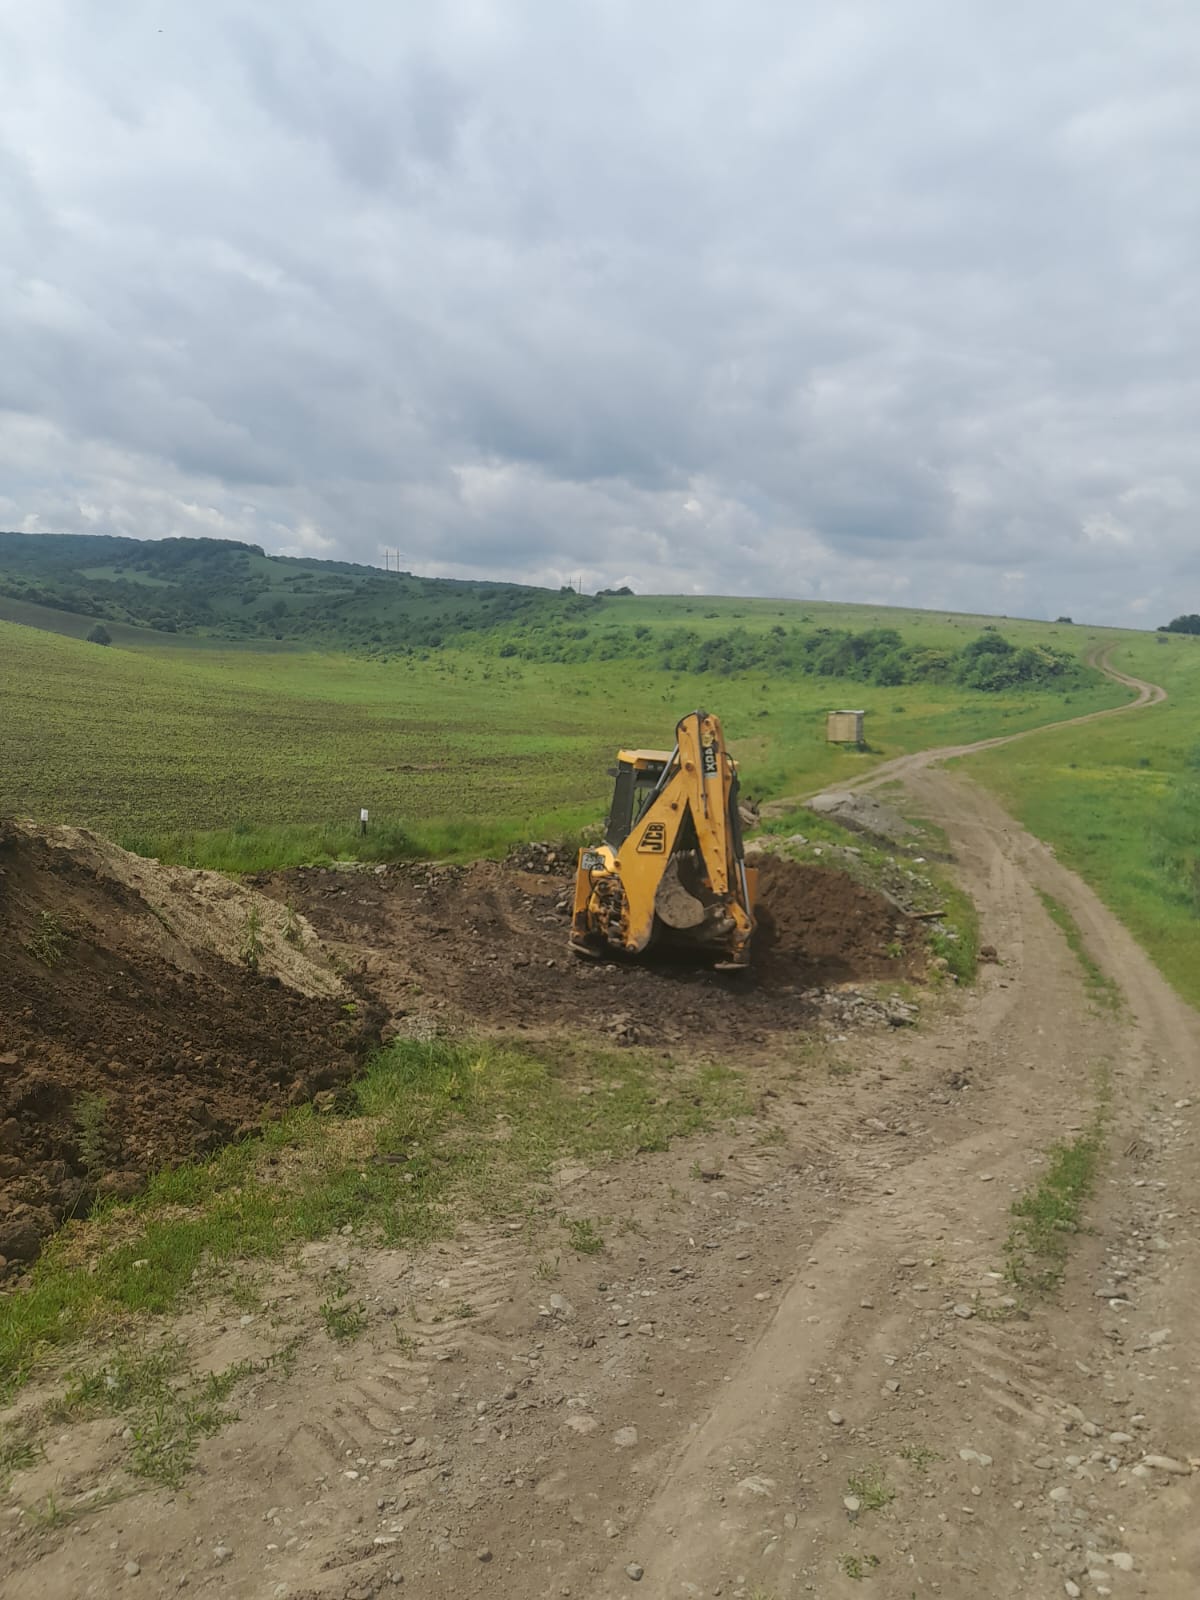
846,1464,895,1512
839,1552,881,1579
1035,890,1121,1010
927,879,979,984
56,1340,293,1488
563,1217,605,1255
24,910,68,967
1005,1090,1108,1294
319,1297,368,1342
0,1423,40,1487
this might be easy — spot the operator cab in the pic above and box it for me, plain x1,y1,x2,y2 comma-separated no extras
604,748,673,848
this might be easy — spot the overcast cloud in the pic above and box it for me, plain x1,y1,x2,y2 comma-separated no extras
1,1,1198,623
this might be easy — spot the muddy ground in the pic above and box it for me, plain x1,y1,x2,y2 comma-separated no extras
251,849,926,1049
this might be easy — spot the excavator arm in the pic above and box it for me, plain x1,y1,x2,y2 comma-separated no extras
570,710,756,968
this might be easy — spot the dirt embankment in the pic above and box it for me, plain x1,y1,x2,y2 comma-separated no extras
0,823,380,1267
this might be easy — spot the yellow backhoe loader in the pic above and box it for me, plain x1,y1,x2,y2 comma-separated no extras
569,709,756,968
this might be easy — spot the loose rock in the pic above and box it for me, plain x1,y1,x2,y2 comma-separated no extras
1142,1454,1193,1474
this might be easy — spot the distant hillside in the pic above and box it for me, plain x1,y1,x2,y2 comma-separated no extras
0,531,1103,693
0,532,592,650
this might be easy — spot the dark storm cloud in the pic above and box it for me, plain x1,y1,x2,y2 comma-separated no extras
1,1,1199,620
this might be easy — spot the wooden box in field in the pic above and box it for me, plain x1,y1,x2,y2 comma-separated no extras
826,709,865,745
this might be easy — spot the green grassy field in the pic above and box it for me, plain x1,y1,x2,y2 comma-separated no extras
964,632,1200,1007
0,603,1132,869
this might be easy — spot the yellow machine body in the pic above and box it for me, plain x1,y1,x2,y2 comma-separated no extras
569,709,757,968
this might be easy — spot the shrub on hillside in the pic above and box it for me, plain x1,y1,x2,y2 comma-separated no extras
489,618,1083,692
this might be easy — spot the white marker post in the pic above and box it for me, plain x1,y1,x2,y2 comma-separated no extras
359,807,369,838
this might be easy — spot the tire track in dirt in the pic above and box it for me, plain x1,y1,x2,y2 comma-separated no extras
588,794,1121,1595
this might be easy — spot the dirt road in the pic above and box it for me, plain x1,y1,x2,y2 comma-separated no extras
571,653,1198,1599
5,657,1198,1600
587,759,1199,1599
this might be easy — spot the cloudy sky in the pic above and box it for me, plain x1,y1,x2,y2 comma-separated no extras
1,2,1197,623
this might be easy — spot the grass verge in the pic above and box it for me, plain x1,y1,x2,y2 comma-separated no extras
0,1036,745,1398
963,634,1200,1011
1004,1077,1110,1293
927,877,979,984
118,815,589,873
1036,890,1121,1010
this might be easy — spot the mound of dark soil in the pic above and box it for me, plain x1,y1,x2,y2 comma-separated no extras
751,855,926,980
253,852,926,1052
0,823,380,1268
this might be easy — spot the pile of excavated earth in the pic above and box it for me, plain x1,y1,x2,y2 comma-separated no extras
0,819,929,1268
249,847,926,1044
0,822,380,1268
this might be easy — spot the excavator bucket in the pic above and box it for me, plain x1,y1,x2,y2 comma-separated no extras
569,709,756,968
653,855,708,930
